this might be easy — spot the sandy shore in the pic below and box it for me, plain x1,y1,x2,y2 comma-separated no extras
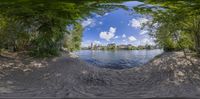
0,52,200,98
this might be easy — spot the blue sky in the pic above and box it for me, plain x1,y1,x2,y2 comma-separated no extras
80,1,155,47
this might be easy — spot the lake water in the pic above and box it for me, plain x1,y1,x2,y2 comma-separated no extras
75,49,163,69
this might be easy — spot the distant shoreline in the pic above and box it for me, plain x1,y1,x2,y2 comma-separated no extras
79,48,163,51
81,44,161,50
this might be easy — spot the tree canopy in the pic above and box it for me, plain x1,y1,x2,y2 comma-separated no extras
0,0,128,57
134,0,200,55
0,0,199,57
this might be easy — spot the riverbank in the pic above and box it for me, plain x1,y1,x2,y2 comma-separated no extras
0,52,200,98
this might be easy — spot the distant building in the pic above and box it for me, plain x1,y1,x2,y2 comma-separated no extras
127,44,132,47
118,44,128,49
138,45,145,49
107,43,116,49
107,43,116,47
90,43,93,50
96,45,104,50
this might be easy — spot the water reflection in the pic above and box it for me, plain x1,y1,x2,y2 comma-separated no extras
75,49,163,69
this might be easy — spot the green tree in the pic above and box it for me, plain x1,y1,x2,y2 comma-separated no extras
134,0,200,55
63,23,83,51
0,0,129,57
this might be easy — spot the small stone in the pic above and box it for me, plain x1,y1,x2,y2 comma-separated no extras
23,68,31,72
69,52,78,58
34,63,42,68
55,73,62,77
177,71,184,76
13,67,19,69
5,64,11,68
8,63,14,66
162,66,167,70
0,87,12,93
135,68,140,71
82,70,88,74
7,81,13,84
177,62,181,65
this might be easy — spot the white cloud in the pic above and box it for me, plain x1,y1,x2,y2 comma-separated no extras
96,14,102,18
140,38,155,45
140,30,148,35
104,13,109,16
128,36,137,42
81,18,95,28
81,40,91,47
122,39,128,44
109,27,116,33
122,34,126,38
129,18,149,28
81,42,88,47
114,36,119,39
94,40,101,45
131,35,156,46
81,40,102,47
100,27,116,41
99,22,103,25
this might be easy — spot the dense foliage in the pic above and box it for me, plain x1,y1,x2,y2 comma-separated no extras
63,23,83,51
0,0,128,57
134,0,200,55
0,0,199,57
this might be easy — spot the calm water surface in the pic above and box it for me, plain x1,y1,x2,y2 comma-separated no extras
75,49,163,69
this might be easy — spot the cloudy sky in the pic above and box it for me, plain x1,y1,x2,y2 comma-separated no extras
81,1,155,47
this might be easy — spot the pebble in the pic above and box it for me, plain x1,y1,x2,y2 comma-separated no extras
7,81,13,85
177,62,182,65
8,63,14,66
23,68,31,72
177,71,185,76
55,73,62,77
82,70,88,74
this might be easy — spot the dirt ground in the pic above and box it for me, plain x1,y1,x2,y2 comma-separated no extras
0,52,200,98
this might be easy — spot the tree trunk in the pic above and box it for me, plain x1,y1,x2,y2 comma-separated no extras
194,32,200,56
193,16,200,56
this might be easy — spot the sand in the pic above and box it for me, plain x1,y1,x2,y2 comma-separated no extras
0,52,200,98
